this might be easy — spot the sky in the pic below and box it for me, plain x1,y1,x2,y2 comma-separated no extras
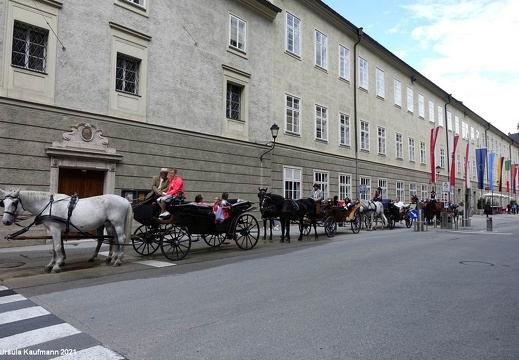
322,0,519,136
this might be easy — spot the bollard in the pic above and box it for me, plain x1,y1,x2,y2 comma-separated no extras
486,217,493,231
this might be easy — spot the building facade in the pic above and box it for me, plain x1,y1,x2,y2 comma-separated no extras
1,0,518,241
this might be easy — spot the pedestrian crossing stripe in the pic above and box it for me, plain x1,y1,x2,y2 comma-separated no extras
0,287,126,360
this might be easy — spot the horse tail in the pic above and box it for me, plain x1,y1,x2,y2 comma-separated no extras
123,202,133,245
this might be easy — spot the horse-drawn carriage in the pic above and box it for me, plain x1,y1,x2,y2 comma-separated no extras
300,200,362,237
381,199,412,229
132,197,259,261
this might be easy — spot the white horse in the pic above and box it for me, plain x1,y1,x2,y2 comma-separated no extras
1,189,133,273
359,199,388,230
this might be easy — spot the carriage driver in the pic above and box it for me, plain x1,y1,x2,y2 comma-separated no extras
373,187,382,202
310,183,324,202
144,167,170,204
158,168,185,218
430,190,437,202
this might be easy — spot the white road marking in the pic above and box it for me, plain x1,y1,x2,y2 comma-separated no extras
0,323,81,350
0,306,50,325
135,259,176,267
50,345,126,360
0,285,8,291
0,294,26,305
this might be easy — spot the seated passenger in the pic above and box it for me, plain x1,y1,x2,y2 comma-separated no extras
220,192,232,219
344,196,353,211
191,194,210,207
158,168,184,218
213,197,225,223
394,197,405,215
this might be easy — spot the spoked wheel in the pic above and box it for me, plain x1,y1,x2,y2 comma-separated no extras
202,233,226,247
350,210,361,234
324,217,337,238
299,221,312,236
388,215,396,230
160,225,191,261
132,224,162,256
233,214,259,250
405,214,412,228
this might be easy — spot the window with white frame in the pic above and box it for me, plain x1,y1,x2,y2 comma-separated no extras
418,94,425,118
116,53,140,95
339,174,352,201
394,79,401,107
462,121,469,140
315,105,328,141
409,182,417,201
455,115,460,135
376,68,384,98
408,137,415,162
421,184,428,201
315,30,327,69
339,113,350,146
286,12,301,56
377,126,386,155
339,45,350,81
476,129,480,146
470,127,475,143
440,148,445,168
360,120,369,151
229,15,246,52
124,0,145,7
472,160,476,179
429,100,435,123
226,83,242,120
12,21,48,73
407,86,414,113
447,111,453,132
378,179,388,199
438,105,444,127
360,177,371,200
314,171,329,199
359,57,368,90
457,154,461,174
396,181,404,201
286,94,300,134
420,141,426,164
284,167,301,199
396,133,403,159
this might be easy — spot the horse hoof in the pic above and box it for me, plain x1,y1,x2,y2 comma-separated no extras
51,267,61,274
113,262,121,267
279,239,284,243
287,239,290,243
87,258,95,263
44,266,52,273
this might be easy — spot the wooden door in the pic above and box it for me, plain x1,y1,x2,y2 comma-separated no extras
58,168,104,198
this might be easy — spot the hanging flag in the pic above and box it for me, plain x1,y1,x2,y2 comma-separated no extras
430,127,440,183
511,163,516,194
475,148,486,190
497,157,504,192
450,134,459,186
505,160,511,193
464,143,470,189
488,152,495,191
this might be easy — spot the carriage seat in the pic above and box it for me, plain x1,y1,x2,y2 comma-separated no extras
380,199,391,209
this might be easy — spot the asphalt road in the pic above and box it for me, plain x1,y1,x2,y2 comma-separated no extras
1,215,518,360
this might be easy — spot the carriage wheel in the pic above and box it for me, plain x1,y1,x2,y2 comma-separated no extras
202,233,226,247
160,225,191,261
299,221,312,236
233,214,259,250
350,210,361,234
405,214,412,228
388,215,396,230
132,224,161,256
324,217,337,238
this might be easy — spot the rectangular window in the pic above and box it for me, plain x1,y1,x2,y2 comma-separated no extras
440,148,445,168
396,181,404,201
378,179,388,199
286,94,300,134
124,0,145,6
377,126,386,155
286,13,301,56
226,83,242,120
418,94,425,118
394,79,401,107
396,133,403,159
339,113,350,146
229,15,246,52
462,121,469,140
407,87,414,113
420,141,426,164
408,137,415,162
360,120,370,151
376,68,384,98
360,177,371,200
447,111,453,132
12,21,48,72
359,57,368,90
339,45,350,81
315,30,327,69
472,160,476,179
339,174,352,200
438,106,444,127
409,182,417,201
455,115,460,135
428,100,435,123
457,154,461,174
314,171,329,200
421,184,428,202
284,167,301,199
476,129,480,147
470,127,475,143
315,105,328,141
116,53,140,95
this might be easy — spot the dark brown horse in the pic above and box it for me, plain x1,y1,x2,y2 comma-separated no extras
423,200,442,224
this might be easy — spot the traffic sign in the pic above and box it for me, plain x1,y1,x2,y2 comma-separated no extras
442,182,450,192
359,184,366,194
409,209,418,220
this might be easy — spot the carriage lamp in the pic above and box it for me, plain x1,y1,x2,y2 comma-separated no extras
260,123,280,161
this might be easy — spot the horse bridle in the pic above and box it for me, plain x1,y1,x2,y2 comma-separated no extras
260,194,278,213
0,194,24,218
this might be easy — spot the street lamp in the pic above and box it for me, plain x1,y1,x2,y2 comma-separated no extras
435,166,441,192
260,123,280,161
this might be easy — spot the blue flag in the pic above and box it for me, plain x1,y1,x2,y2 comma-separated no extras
475,148,486,189
488,152,495,190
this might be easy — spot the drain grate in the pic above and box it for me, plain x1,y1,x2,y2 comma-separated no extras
460,261,494,267
0,261,26,269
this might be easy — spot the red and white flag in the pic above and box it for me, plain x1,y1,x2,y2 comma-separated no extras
450,134,459,186
430,127,440,183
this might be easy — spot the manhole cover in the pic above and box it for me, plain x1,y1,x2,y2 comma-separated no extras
460,261,494,267
0,261,26,269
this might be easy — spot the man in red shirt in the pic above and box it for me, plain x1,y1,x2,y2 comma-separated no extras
158,168,184,217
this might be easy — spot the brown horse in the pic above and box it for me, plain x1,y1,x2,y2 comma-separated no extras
422,200,442,224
